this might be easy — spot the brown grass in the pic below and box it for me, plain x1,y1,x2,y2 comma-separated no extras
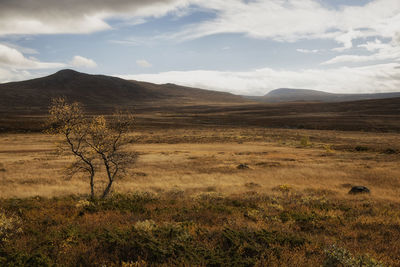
1,127,399,201
1,127,400,265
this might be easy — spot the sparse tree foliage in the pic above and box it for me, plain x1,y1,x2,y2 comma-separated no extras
48,97,136,199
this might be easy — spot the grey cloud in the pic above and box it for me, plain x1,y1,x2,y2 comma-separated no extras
0,0,188,35
0,0,177,16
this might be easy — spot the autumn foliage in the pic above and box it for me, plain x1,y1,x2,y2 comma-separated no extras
48,97,136,199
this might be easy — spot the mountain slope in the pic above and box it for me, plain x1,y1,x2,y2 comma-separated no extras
0,69,246,114
2,71,400,132
247,88,400,103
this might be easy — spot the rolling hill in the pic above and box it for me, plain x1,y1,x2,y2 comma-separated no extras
1,70,400,132
247,88,400,103
0,69,246,114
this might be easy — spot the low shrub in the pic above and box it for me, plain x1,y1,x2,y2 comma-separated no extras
323,245,385,267
0,210,22,244
0,191,397,266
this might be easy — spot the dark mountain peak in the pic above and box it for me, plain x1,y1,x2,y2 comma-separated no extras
247,88,400,103
0,70,246,114
45,69,91,83
55,69,80,74
268,88,297,94
50,69,133,85
52,69,82,77
45,69,136,88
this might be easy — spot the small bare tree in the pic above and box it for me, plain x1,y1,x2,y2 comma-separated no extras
48,97,136,199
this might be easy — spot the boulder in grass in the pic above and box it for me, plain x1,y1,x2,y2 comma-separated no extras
349,186,370,194
237,164,250,170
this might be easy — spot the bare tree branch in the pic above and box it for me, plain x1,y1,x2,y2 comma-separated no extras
47,97,136,199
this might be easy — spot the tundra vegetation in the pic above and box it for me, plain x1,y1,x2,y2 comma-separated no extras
0,126,399,266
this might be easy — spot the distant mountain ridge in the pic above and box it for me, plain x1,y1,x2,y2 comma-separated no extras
0,69,246,114
1,71,400,132
247,88,400,103
2,70,400,116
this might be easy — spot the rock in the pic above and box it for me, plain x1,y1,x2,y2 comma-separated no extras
349,186,370,194
237,163,250,170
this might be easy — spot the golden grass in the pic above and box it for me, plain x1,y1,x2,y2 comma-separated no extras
1,127,399,202
1,127,400,265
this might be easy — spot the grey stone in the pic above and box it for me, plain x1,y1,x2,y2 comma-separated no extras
349,186,370,194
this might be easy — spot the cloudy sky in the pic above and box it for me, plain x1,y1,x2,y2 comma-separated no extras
0,0,399,95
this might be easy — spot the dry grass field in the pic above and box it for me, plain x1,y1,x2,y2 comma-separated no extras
1,127,400,266
1,127,399,200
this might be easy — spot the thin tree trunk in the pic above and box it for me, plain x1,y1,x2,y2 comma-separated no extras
101,155,114,199
101,180,113,199
90,172,95,199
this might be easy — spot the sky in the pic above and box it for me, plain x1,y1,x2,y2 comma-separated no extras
0,0,399,95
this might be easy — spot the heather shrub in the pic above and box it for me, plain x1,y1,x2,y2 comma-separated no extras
324,245,385,267
0,210,22,244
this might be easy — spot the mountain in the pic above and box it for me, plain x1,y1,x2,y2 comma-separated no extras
2,70,400,133
0,69,246,114
246,88,400,103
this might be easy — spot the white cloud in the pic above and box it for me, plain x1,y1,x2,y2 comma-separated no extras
331,30,368,52
322,53,399,65
1,43,38,54
136,59,152,68
118,63,400,95
167,0,400,52
323,38,400,65
1,0,399,71
109,37,155,46
1,0,400,91
395,32,400,44
70,55,97,68
0,67,35,83
2,0,399,49
172,0,335,42
296,49,319,54
358,39,386,52
0,43,65,69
